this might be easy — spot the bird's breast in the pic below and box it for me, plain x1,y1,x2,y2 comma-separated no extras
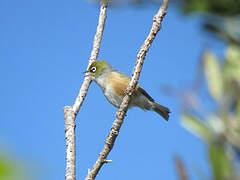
104,86,123,108
95,75,107,89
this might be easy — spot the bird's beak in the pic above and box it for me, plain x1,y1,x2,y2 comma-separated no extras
84,71,92,78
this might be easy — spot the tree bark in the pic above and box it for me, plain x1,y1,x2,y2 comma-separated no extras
85,1,170,179
63,1,108,180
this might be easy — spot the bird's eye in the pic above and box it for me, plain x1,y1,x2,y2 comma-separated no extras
90,66,97,73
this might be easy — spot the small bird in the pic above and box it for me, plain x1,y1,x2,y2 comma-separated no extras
86,60,170,121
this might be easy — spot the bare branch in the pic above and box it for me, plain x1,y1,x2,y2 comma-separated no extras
85,1,170,179
103,159,113,163
64,106,76,180
63,1,108,180
175,156,189,180
72,1,108,114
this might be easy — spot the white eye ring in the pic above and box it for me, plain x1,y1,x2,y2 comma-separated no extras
90,66,97,73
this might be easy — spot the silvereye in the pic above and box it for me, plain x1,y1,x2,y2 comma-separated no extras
86,60,170,121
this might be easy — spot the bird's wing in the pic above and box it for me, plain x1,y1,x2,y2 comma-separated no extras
136,86,155,102
108,71,154,102
108,71,130,96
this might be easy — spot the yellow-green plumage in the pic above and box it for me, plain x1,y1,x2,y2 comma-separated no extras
87,60,170,120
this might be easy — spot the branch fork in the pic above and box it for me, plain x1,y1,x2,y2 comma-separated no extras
64,0,170,180
63,1,108,180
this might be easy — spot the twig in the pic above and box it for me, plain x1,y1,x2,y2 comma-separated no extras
72,1,108,114
63,1,108,180
85,1,170,179
175,156,189,180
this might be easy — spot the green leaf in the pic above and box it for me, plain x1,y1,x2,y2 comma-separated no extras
0,155,28,180
207,115,225,135
209,143,234,180
180,0,240,16
236,97,240,124
0,157,12,179
181,114,212,141
0,156,20,180
225,45,240,85
203,52,224,101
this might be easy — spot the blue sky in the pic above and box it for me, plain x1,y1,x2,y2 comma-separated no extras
0,0,225,180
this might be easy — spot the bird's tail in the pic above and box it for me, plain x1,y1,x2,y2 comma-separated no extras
152,102,170,121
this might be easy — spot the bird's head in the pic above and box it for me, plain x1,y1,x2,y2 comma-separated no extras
86,60,112,79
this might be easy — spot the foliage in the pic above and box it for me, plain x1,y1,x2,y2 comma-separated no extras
181,45,240,180
179,0,240,46
0,154,26,180
180,0,240,16
174,1,240,179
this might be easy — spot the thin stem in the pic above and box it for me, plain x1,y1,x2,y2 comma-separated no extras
85,1,170,179
72,1,108,114
63,1,108,180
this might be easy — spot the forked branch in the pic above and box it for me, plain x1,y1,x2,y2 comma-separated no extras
63,1,108,180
